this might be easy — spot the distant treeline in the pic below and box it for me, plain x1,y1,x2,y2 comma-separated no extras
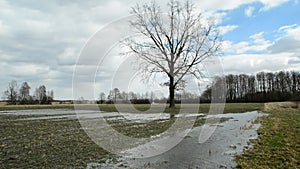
3,80,54,105
98,88,165,104
201,71,300,103
97,88,200,104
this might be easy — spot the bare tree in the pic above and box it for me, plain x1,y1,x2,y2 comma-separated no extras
47,90,54,102
125,0,221,108
266,72,275,92
121,91,129,102
150,91,156,103
33,88,39,102
99,92,106,104
37,85,47,104
108,88,122,103
128,91,137,100
4,80,18,104
19,82,31,102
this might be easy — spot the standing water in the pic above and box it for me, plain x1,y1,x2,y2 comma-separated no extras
0,109,267,168
93,111,267,168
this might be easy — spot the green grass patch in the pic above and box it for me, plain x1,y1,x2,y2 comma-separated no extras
236,108,300,168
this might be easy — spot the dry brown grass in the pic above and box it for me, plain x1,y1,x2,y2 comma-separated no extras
236,103,300,169
264,102,299,111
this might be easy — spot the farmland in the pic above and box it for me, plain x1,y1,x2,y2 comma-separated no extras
0,102,299,168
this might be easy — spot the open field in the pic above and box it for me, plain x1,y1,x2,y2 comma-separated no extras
0,102,298,168
0,102,7,106
0,102,264,114
0,103,263,168
0,104,75,111
236,102,300,168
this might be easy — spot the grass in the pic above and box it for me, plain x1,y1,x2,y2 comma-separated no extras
104,103,264,114
0,102,7,106
0,104,75,111
222,103,264,113
0,103,264,114
0,117,110,168
0,102,265,168
236,103,300,169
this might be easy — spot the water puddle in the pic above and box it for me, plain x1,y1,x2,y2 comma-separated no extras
0,109,206,123
96,111,267,169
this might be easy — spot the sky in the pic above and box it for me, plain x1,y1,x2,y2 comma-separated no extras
0,0,300,100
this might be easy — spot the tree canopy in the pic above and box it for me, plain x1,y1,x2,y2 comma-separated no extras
124,0,221,107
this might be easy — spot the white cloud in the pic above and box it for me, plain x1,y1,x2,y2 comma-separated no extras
222,32,272,54
194,0,255,11
221,52,299,74
285,26,300,40
218,25,239,35
245,6,255,17
201,11,228,26
223,25,300,56
221,25,300,75
1,63,51,80
221,25,300,77
250,32,271,48
0,20,11,36
57,48,78,65
269,25,300,53
195,0,288,12
259,0,290,11
278,24,298,31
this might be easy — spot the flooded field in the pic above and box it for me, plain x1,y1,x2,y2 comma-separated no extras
0,109,266,168
98,111,267,168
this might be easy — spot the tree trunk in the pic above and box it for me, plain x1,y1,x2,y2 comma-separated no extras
169,76,175,118
169,76,175,108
